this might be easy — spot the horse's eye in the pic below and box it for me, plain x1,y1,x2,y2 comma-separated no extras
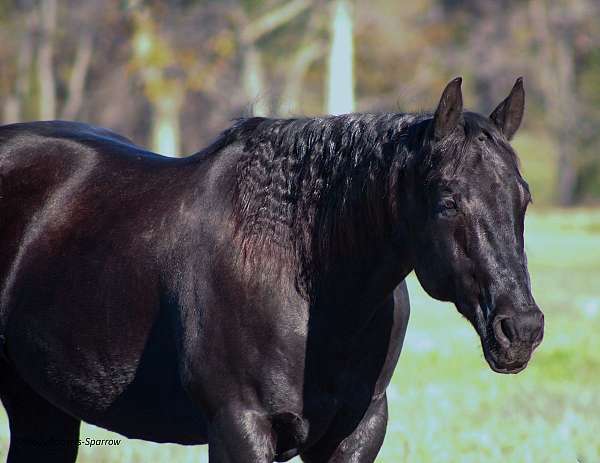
438,198,458,217
478,130,491,142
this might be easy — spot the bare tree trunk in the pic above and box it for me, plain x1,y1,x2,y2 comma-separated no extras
37,0,57,120
278,10,323,116
278,41,321,115
3,11,35,124
61,32,94,120
554,38,578,206
529,0,578,206
3,97,20,125
241,44,269,116
326,0,354,115
239,0,311,116
151,86,184,157
130,5,184,156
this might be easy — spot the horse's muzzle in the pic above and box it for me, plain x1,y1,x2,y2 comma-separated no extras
484,309,544,374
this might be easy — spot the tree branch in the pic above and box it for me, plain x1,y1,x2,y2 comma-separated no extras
37,0,57,120
241,0,311,44
61,31,94,120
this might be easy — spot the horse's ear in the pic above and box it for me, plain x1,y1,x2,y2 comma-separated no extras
490,77,525,141
432,77,463,140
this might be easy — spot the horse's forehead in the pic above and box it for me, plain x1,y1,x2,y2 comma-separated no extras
451,147,522,199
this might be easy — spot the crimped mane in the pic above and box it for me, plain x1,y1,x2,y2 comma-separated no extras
201,111,524,298
208,113,425,297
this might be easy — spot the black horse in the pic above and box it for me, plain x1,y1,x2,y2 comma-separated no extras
0,77,543,462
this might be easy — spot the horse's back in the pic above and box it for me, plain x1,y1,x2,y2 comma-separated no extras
0,120,141,155
0,121,162,316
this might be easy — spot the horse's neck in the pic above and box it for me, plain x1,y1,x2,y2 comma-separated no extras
304,145,418,306
304,131,421,337
312,230,413,324
218,113,423,313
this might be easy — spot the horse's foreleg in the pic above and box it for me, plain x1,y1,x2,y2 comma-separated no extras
208,405,275,463
0,360,81,463
301,394,388,463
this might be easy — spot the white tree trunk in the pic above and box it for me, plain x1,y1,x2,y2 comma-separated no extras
3,97,21,124
4,9,36,124
151,89,183,157
278,42,321,115
130,5,183,157
529,0,578,205
242,44,269,117
240,0,311,117
38,0,57,120
61,32,93,120
326,0,355,115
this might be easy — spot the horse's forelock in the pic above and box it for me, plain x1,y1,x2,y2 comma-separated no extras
421,112,523,189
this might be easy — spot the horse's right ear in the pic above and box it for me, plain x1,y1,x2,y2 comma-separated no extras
432,77,463,140
489,77,525,141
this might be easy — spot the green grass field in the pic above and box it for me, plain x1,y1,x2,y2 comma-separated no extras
1,209,599,462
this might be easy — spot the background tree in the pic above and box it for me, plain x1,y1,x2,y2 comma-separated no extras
0,0,598,203
326,0,354,115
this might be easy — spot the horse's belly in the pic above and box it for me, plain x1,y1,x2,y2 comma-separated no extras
13,349,210,445
7,307,210,445
87,374,210,445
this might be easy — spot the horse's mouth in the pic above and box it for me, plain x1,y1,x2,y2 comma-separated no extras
474,302,530,374
483,349,528,374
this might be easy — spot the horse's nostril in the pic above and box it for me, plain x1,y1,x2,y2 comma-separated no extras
501,318,518,342
492,316,512,349
494,311,544,347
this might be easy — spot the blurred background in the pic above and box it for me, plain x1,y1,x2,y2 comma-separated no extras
0,0,599,462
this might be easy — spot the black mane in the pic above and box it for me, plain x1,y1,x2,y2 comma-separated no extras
202,111,524,296
202,113,423,295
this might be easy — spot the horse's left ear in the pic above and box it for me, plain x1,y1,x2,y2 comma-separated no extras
433,77,463,140
490,77,525,140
